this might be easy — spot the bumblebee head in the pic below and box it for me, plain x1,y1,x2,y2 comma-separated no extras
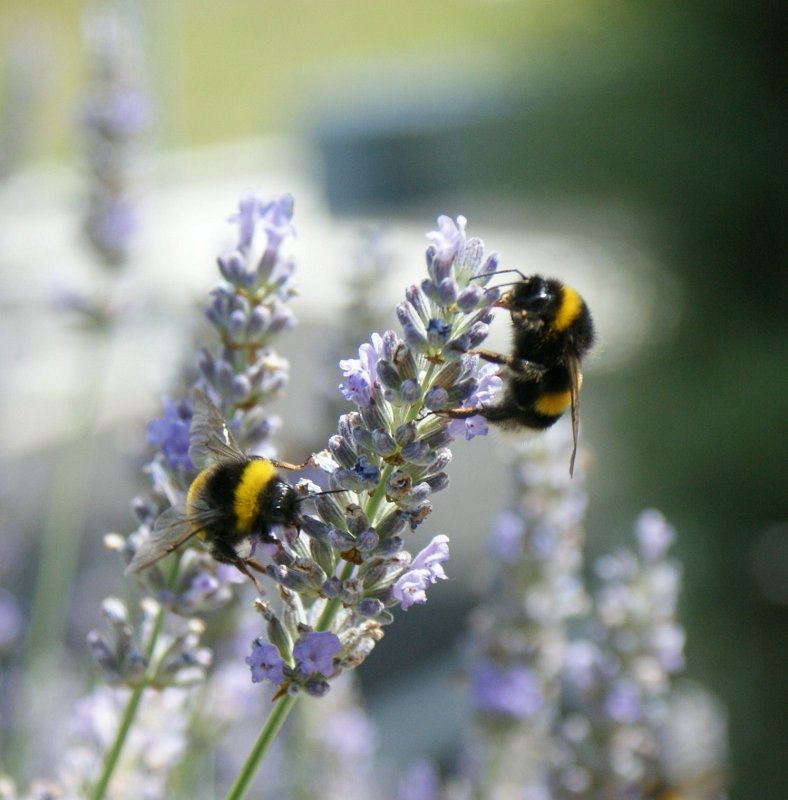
498,275,563,324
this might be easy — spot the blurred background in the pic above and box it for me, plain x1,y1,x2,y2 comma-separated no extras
0,0,785,797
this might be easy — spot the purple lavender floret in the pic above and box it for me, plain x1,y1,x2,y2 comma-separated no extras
339,336,383,407
246,639,286,684
293,631,342,678
391,535,450,611
447,363,502,441
146,397,193,473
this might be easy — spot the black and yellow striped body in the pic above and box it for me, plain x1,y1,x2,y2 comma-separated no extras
488,277,594,430
481,364,575,430
186,457,299,564
445,274,594,474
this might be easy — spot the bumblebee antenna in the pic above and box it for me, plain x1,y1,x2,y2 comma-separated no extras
470,268,527,282
296,488,347,504
469,269,532,299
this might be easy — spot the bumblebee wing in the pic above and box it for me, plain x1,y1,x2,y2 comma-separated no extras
568,354,582,477
189,389,245,469
125,507,196,574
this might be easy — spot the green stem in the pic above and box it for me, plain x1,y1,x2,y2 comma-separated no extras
362,462,394,524
89,559,176,800
224,693,299,800
222,361,444,799
89,683,146,800
474,733,506,800
223,560,354,799
314,561,355,633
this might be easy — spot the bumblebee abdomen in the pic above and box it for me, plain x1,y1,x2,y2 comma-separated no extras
186,468,210,510
480,396,564,430
484,364,574,430
233,459,278,533
185,457,294,551
185,459,262,545
533,388,572,417
185,466,218,538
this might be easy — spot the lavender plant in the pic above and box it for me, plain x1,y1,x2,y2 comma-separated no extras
80,3,150,271
462,423,591,799
552,510,728,799
40,205,502,800
459,427,728,800
78,191,298,800
227,213,504,797
1,185,730,798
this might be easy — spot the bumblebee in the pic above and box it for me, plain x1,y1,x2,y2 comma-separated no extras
126,390,312,585
446,273,595,475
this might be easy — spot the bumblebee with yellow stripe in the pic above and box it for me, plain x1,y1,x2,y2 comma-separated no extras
126,390,313,586
445,273,594,476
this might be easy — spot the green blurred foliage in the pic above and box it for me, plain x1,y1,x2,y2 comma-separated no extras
0,0,589,158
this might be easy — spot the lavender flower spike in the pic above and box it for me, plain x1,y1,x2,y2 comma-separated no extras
462,426,590,797
241,213,504,699
81,191,300,800
80,5,150,268
120,190,299,606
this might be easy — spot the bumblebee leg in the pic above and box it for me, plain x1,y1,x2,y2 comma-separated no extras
269,455,316,471
211,541,265,593
235,560,265,594
469,349,546,380
441,404,514,422
468,347,509,365
442,405,486,419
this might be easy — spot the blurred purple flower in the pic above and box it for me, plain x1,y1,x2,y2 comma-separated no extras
318,704,378,760
80,5,149,268
563,640,599,691
470,662,543,718
635,508,676,562
650,623,686,672
488,510,525,562
229,191,295,253
603,680,642,723
397,758,442,800
0,588,23,649
146,397,193,472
